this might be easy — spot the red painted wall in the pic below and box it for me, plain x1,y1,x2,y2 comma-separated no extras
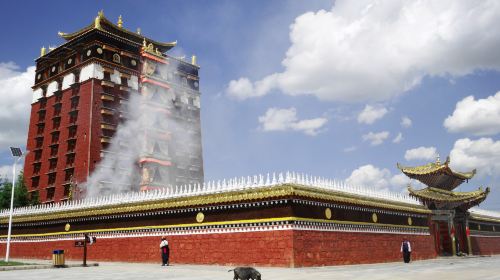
0,230,438,267
23,79,103,203
293,230,436,266
470,236,500,255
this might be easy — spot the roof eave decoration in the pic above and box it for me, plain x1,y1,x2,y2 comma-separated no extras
0,184,429,224
58,11,176,53
408,186,490,209
397,157,476,180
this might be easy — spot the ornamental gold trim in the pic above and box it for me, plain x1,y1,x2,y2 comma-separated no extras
196,212,204,223
0,184,429,224
325,208,332,220
0,216,429,239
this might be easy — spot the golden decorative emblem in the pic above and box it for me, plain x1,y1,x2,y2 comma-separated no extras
196,212,204,223
325,208,332,220
372,213,378,223
408,217,413,226
64,223,71,231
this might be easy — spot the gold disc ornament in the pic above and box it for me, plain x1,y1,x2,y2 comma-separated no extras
325,208,332,220
196,212,205,223
372,213,378,223
408,217,413,226
65,223,71,231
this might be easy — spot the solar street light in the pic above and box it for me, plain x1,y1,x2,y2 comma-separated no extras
5,147,26,262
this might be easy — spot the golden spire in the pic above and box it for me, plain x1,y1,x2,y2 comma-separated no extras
40,46,46,57
118,15,123,28
191,55,197,65
436,154,441,165
143,38,147,48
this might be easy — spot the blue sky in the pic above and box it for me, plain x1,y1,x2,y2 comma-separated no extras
1,0,500,211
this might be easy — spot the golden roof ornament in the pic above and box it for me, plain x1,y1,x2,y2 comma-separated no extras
137,27,141,35
191,55,197,65
436,154,441,165
118,15,123,28
95,10,104,30
95,16,102,29
40,46,46,57
143,38,147,48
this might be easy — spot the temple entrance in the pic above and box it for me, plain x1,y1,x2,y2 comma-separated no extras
434,221,453,255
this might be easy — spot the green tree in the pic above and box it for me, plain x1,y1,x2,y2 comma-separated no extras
0,172,38,210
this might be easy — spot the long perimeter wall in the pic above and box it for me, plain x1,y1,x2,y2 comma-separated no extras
1,177,499,266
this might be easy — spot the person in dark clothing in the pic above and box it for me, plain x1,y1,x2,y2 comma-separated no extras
401,238,412,263
160,236,169,266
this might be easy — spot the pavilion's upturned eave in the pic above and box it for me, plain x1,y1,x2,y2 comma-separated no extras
408,186,489,210
397,158,476,191
397,161,475,180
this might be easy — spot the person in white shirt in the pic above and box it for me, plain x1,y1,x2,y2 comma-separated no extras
401,238,412,263
160,236,169,266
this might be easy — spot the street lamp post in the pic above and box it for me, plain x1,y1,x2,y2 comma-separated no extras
5,147,25,263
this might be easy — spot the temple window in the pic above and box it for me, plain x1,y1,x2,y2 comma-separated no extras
121,77,128,86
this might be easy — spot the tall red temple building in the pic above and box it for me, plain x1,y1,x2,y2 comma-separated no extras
23,12,204,203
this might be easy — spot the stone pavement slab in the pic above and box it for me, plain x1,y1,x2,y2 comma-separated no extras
1,256,499,280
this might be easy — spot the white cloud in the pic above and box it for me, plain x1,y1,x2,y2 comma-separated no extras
449,138,500,177
401,117,412,128
227,0,500,102
404,146,438,161
362,131,389,146
343,146,357,153
258,107,328,136
357,105,388,124
444,92,500,136
393,132,403,143
346,164,410,192
227,74,279,100
0,62,34,148
0,163,23,182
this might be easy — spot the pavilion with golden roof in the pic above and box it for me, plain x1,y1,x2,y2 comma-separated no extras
398,156,490,256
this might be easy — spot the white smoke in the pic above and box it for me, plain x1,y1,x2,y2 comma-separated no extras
83,58,202,197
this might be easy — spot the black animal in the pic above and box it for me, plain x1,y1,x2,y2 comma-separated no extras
228,267,262,280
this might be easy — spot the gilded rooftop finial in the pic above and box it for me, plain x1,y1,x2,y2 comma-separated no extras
191,55,197,65
143,38,147,48
436,154,441,165
137,27,141,35
118,15,123,28
40,46,46,57
95,16,102,29
95,10,104,29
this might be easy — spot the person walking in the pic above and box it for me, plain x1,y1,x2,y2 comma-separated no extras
160,236,169,266
401,238,412,263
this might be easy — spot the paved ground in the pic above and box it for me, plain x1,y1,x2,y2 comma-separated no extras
1,256,500,280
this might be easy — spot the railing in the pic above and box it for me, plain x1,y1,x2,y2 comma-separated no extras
0,172,428,218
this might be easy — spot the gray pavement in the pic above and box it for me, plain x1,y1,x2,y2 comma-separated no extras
1,256,500,280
